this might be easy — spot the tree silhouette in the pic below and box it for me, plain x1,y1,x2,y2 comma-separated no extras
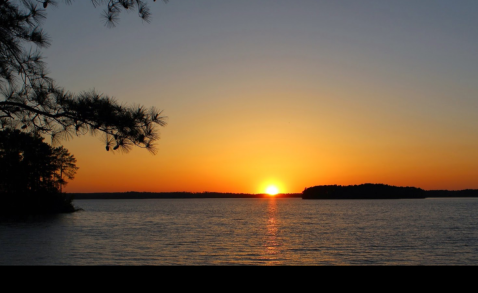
0,129,77,193
0,0,168,154
52,146,78,193
0,129,79,214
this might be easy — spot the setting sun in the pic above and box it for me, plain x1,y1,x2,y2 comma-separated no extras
265,185,279,196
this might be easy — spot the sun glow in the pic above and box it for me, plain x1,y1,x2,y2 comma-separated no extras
265,185,279,196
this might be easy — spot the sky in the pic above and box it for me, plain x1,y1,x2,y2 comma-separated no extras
38,0,478,194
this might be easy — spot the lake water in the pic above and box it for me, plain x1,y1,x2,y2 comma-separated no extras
1,197,477,265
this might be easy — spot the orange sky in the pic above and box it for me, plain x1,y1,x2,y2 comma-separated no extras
39,1,478,194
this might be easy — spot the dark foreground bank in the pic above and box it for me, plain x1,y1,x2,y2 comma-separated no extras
0,192,80,219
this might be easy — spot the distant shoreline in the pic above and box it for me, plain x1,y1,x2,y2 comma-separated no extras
71,192,303,199
69,185,478,200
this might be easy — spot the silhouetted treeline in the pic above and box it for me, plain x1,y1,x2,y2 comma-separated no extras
0,129,79,216
72,191,302,199
302,184,478,199
69,186,478,200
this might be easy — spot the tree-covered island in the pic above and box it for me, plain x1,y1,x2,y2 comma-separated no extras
302,184,478,199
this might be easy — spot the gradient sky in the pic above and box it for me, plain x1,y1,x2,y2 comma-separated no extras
39,0,478,193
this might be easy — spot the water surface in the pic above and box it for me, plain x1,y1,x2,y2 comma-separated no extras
1,198,477,265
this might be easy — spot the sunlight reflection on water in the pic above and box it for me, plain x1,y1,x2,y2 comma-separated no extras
260,199,282,265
